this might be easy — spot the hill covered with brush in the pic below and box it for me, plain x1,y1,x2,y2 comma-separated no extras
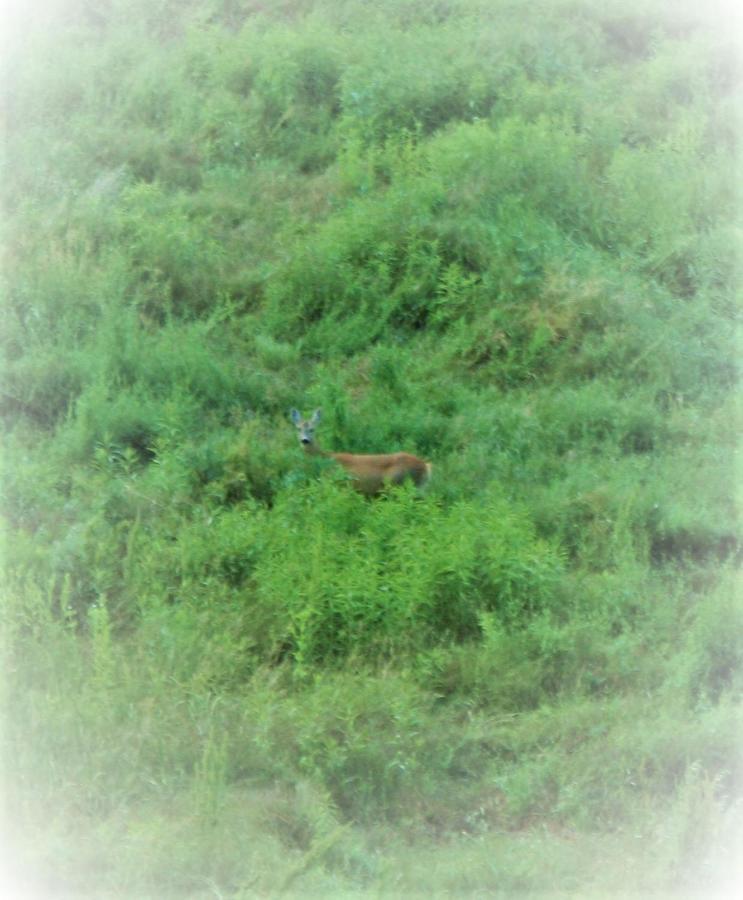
2,0,741,895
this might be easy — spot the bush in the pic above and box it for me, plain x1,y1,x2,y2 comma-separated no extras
116,183,227,318
248,483,564,669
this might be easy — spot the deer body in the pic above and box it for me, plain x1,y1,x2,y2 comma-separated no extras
290,409,431,496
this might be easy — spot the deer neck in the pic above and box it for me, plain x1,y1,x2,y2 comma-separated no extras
302,442,330,458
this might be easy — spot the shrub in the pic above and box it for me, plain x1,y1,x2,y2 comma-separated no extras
249,483,564,669
116,182,227,318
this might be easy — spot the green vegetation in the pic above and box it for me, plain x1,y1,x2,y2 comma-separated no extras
2,0,741,895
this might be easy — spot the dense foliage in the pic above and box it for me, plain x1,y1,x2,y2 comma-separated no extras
2,0,741,895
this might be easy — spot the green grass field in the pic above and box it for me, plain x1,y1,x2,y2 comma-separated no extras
2,0,741,895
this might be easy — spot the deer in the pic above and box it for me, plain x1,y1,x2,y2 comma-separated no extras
290,408,432,496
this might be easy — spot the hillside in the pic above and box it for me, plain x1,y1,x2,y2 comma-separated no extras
2,0,742,896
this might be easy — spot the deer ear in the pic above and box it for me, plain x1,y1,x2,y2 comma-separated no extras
290,409,301,424
310,409,322,425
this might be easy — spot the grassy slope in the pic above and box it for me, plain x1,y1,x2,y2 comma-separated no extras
2,0,742,896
